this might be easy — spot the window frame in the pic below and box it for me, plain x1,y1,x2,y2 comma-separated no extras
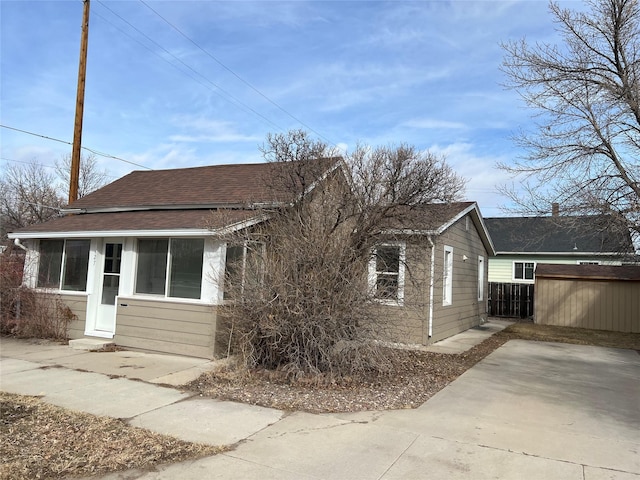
477,255,485,302
36,239,90,292
222,241,265,301
134,237,205,300
443,245,453,306
513,261,536,282
369,242,406,306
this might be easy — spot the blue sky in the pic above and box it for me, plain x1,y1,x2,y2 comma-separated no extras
1,1,565,216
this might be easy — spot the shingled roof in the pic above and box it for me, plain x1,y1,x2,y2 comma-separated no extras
67,158,341,211
484,216,633,254
10,158,342,237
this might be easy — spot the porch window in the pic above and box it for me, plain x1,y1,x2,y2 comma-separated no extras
514,262,535,281
223,242,264,300
135,238,204,299
37,239,90,291
369,243,405,305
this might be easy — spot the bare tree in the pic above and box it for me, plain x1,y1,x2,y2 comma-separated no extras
55,152,109,199
500,0,640,246
0,161,64,240
218,130,465,379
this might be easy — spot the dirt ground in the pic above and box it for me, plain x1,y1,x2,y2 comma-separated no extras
2,322,638,479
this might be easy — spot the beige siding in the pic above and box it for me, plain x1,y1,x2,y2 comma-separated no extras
59,293,88,339
430,216,488,343
114,297,217,358
535,278,640,333
373,214,490,346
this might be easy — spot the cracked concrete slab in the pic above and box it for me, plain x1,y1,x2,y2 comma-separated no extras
129,397,284,446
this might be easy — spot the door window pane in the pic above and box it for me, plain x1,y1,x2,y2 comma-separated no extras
136,239,168,294
61,239,91,291
101,275,120,305
169,238,204,299
37,239,64,288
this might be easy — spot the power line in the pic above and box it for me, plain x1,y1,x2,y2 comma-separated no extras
0,124,152,170
94,1,286,133
138,0,336,147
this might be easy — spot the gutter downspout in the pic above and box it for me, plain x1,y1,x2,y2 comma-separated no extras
14,238,28,251
427,235,435,339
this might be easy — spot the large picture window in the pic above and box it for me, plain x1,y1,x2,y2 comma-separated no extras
369,243,406,304
135,238,204,299
37,239,90,291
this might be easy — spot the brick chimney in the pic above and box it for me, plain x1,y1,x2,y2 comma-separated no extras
552,203,560,216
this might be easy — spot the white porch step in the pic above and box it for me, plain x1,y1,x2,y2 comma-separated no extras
69,338,115,351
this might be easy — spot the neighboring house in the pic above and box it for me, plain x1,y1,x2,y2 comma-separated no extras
485,214,634,285
8,161,495,358
484,213,634,318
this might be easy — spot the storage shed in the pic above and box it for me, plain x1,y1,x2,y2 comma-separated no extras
534,264,640,333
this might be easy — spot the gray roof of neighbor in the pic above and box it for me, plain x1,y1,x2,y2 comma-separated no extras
484,216,633,254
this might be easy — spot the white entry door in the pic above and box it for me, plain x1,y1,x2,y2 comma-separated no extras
95,241,123,333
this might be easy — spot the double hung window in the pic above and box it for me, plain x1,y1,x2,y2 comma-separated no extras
370,243,405,304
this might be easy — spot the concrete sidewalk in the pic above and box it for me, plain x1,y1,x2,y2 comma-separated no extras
81,340,639,480
3,321,638,479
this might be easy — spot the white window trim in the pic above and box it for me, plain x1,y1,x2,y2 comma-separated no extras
133,237,207,301
513,261,536,283
443,245,453,306
478,255,485,301
35,238,92,293
222,240,266,303
368,242,406,306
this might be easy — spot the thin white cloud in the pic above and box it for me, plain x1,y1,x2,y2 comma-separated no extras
403,119,467,130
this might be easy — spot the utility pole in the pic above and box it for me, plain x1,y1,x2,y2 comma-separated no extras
69,0,90,204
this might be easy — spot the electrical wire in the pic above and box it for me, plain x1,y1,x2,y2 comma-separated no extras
0,124,152,170
138,0,336,147
94,1,286,133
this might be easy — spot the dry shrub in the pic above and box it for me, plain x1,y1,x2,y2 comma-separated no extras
217,131,465,380
1,287,73,341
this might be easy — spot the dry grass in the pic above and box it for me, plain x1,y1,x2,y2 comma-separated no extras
0,392,225,480
188,322,640,413
2,322,637,479
503,322,640,350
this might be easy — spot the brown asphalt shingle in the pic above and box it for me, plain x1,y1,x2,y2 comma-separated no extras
12,209,259,235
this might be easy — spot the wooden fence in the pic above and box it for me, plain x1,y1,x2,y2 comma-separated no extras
488,282,534,319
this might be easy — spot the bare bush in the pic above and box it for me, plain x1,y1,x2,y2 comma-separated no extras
217,130,465,380
1,252,73,341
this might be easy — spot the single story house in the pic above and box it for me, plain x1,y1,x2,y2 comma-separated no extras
9,160,495,358
484,212,634,318
485,213,634,285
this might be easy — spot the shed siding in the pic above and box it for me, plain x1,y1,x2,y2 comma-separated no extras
535,278,640,333
114,297,216,358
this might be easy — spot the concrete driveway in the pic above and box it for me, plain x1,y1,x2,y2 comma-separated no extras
142,340,639,480
3,338,638,479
